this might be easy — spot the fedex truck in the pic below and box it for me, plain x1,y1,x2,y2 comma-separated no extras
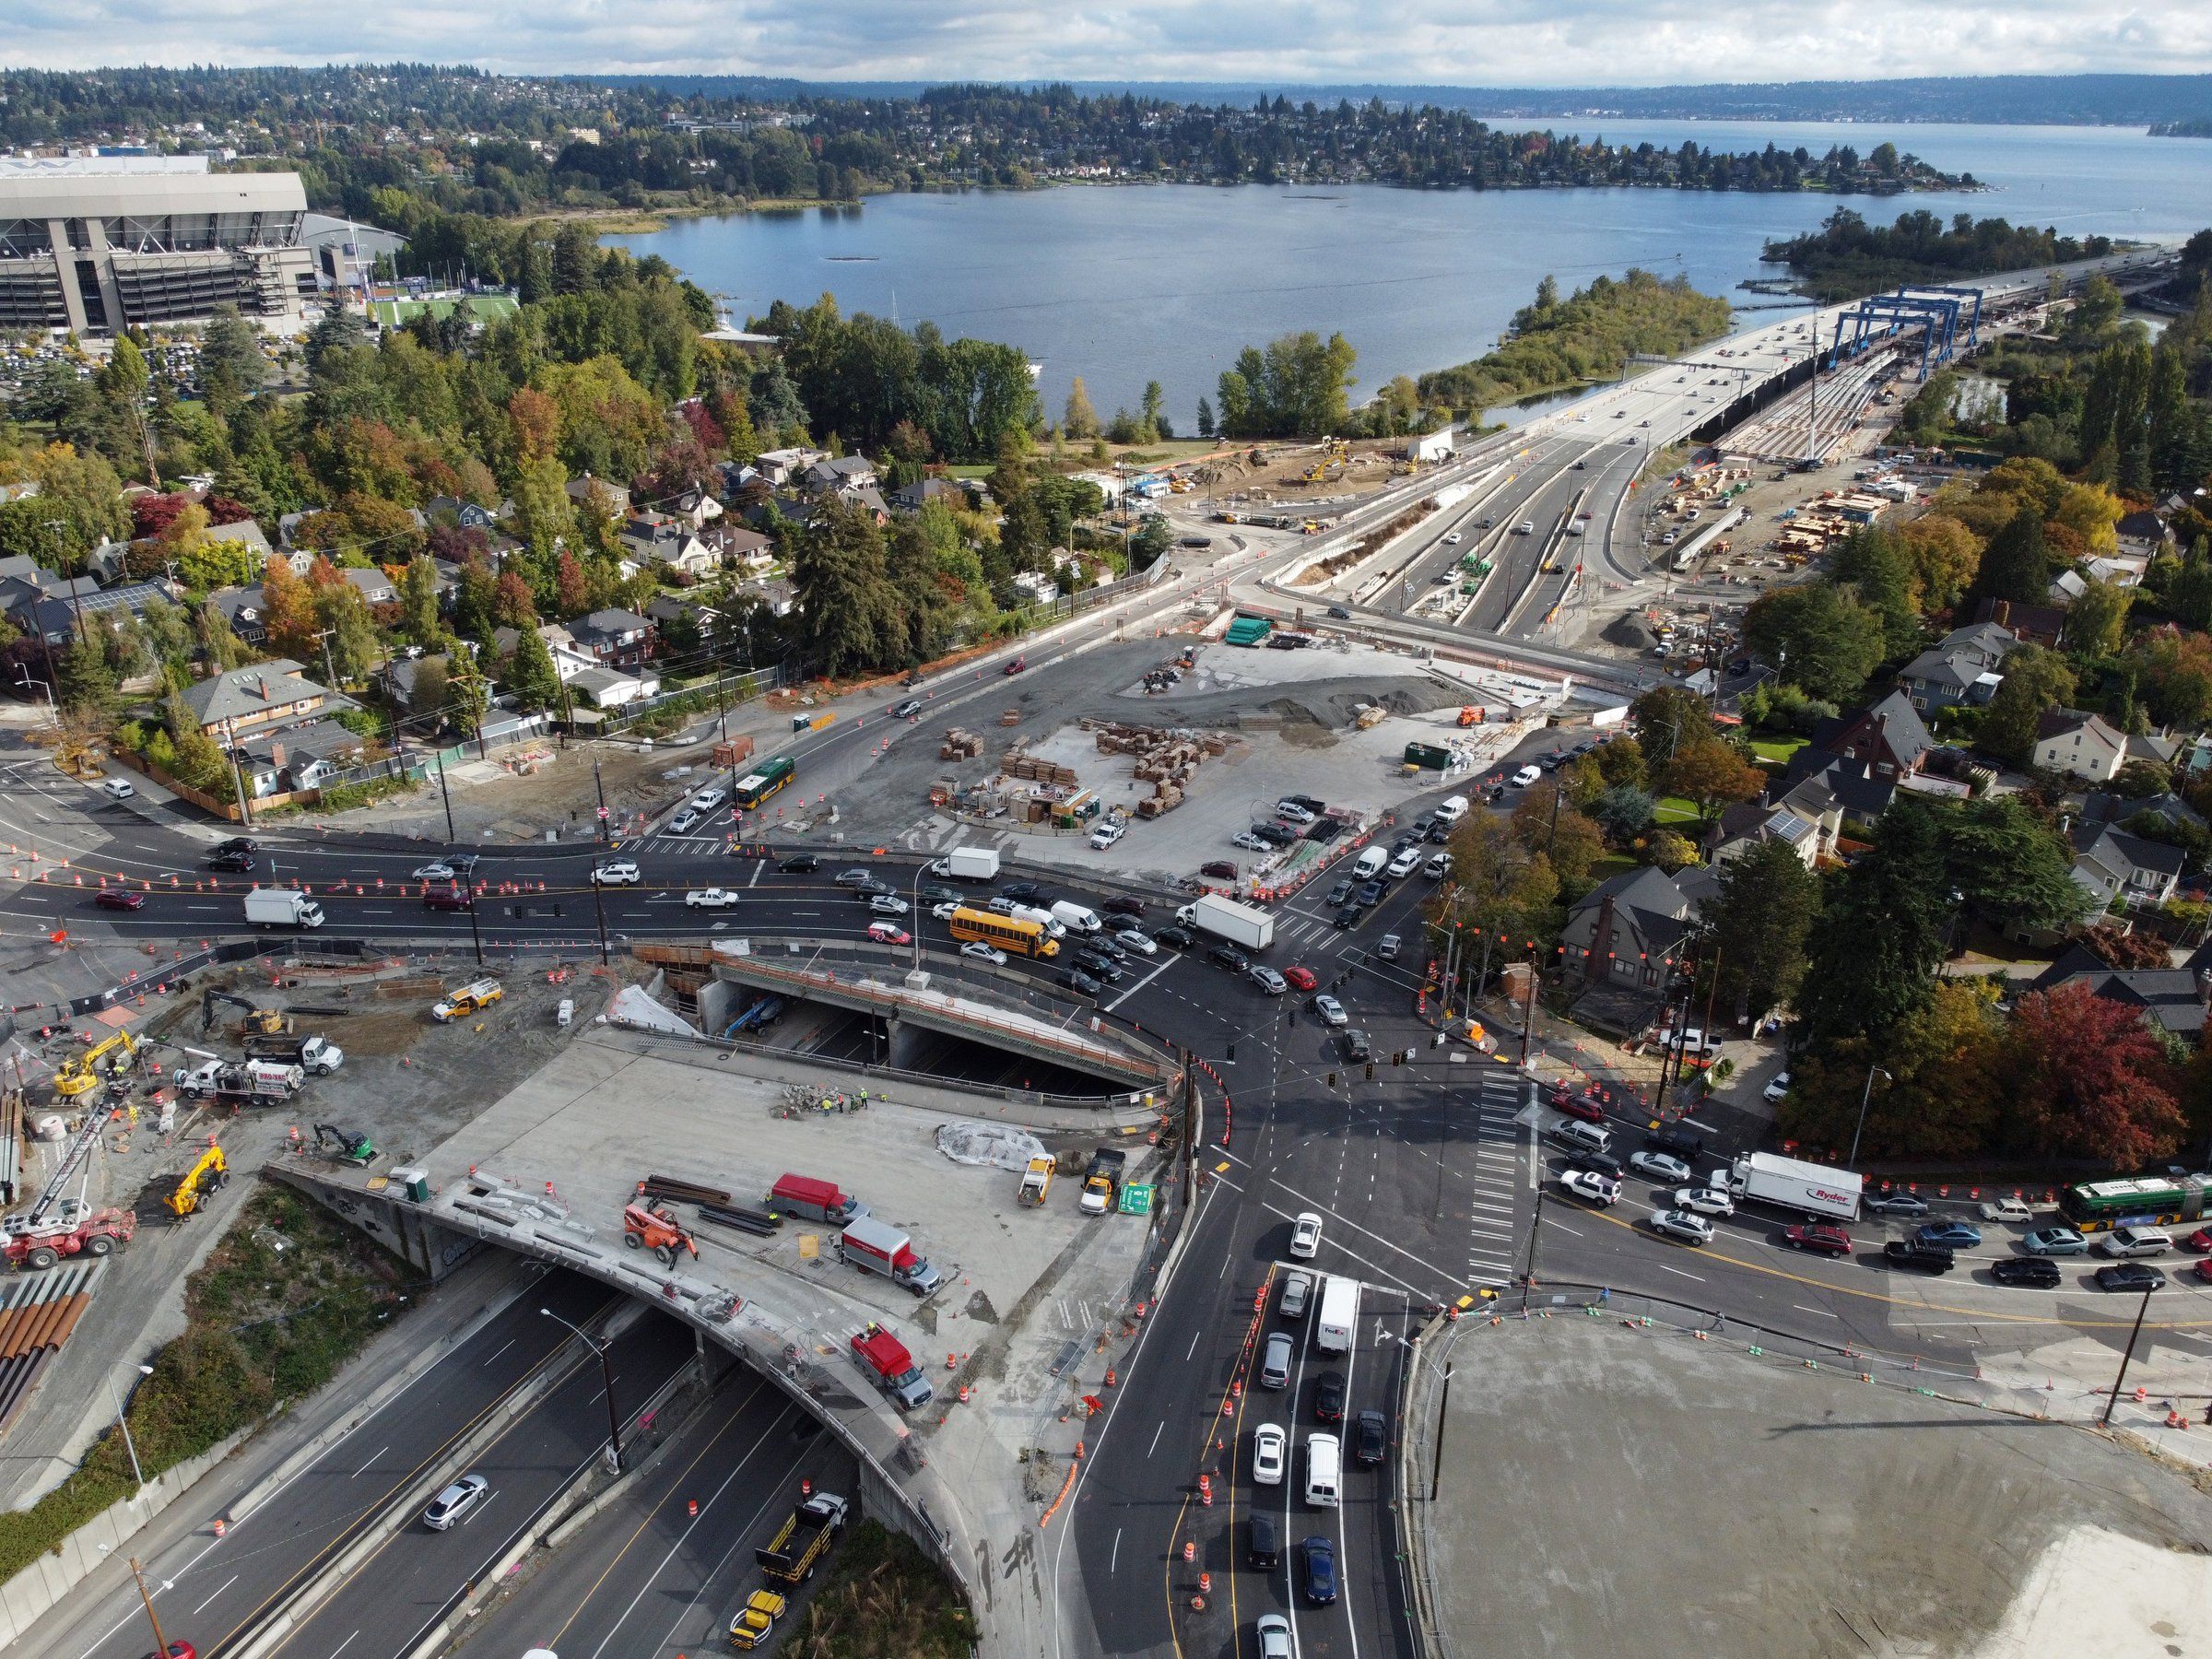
1315,1275,1359,1354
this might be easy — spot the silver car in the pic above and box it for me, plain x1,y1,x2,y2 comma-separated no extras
1261,1331,1293,1388
1279,1269,1312,1319
1250,965,1288,995
423,1473,488,1530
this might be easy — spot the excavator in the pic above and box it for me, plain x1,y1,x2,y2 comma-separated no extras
202,987,289,1038
622,1202,699,1266
166,1144,228,1220
52,1030,137,1099
313,1124,375,1166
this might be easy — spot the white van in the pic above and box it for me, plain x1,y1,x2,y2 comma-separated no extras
1304,1432,1341,1508
1050,900,1103,935
2100,1226,2173,1258
1352,846,1388,881
1012,904,1065,938
1548,1119,1612,1159
1433,794,1469,827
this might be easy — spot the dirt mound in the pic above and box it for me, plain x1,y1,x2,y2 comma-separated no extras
1604,613,1659,652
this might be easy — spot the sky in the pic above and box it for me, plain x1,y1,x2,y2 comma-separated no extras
6,0,2212,85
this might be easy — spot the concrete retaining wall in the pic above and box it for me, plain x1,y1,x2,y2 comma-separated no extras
0,1426,253,1648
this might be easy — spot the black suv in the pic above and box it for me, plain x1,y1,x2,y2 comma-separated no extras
1353,1409,1388,1465
1209,944,1251,973
214,836,259,855
1333,904,1364,929
1327,880,1355,907
1100,896,1147,918
208,848,255,872
1004,880,1050,905
1075,951,1124,983
777,853,820,873
1251,823,1298,847
1154,926,1194,950
1643,1126,1705,1164
1342,1030,1371,1063
1883,1240,1955,1275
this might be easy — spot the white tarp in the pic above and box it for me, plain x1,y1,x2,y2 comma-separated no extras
935,1121,1049,1173
607,984,701,1037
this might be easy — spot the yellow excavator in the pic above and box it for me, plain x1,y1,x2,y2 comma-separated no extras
167,1144,228,1219
53,1030,137,1099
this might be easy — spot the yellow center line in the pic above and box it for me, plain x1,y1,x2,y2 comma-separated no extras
1573,1204,2212,1332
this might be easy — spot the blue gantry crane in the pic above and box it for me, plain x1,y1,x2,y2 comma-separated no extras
1830,285,1983,380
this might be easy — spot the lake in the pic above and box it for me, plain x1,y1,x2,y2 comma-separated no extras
610,119,2212,429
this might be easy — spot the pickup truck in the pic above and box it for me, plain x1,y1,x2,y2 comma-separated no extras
755,1492,849,1583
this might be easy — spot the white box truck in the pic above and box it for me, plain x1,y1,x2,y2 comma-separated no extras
1175,893,1274,951
931,848,1000,882
1725,1152,1862,1222
1314,1274,1359,1353
243,888,324,929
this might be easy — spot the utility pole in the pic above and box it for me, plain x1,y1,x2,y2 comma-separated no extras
434,751,458,843
126,1557,171,1658
2101,1282,2158,1427
541,1308,623,1471
588,759,611,967
1429,1362,1453,1501
1519,1182,1547,1312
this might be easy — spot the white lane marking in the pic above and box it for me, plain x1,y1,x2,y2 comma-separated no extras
1792,1304,1841,1319
1655,1264,1706,1282
1186,1328,1202,1362
349,1444,387,1478
1110,1527,1122,1575
190,1574,239,1615
1148,1420,1166,1459
480,1337,516,1367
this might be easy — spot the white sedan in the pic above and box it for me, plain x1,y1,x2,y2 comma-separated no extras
1560,1169,1621,1206
1673,1184,1735,1218
1114,928,1158,956
1650,1208,1715,1246
932,901,962,922
684,888,738,909
1289,1211,1323,1259
959,941,1007,965
1253,1422,1287,1486
412,861,457,881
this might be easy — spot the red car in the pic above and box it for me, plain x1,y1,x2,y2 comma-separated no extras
422,885,472,912
2194,1259,2212,1286
1284,966,1317,991
1547,1085,1606,1124
94,889,145,911
140,1645,195,1659
1782,1224,1853,1257
1003,655,1028,676
2183,1228,2212,1254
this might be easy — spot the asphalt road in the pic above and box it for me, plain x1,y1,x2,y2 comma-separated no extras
260,1305,694,1659
40,1268,611,1659
453,1363,849,1659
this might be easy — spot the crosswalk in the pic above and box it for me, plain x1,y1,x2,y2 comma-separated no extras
621,830,738,858
1464,1072,1529,1286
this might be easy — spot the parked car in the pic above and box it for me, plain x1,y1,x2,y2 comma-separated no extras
2096,1262,2168,1293
1781,1224,1853,1257
100,777,135,800
2023,1226,2089,1256
1629,1150,1691,1185
1200,861,1240,881
1762,1070,1792,1103
423,1474,489,1530
1990,1256,2063,1289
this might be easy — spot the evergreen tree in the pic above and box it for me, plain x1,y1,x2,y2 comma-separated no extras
1799,800,1951,1050
1196,396,1216,440
503,621,563,712
1968,503,2050,606
399,554,442,646
1063,377,1099,439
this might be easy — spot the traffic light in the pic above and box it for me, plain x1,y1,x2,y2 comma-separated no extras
1326,1072,1338,1088
1364,1062,1375,1081
1393,1051,1404,1066
1226,1042,1236,1064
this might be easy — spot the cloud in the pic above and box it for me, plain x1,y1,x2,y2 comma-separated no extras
4,0,2209,82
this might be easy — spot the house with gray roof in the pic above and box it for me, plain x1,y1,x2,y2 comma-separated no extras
1899,621,2017,711
180,659,351,736
2031,944,2206,1040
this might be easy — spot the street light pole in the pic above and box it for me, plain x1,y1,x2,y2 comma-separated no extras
588,759,612,966
2101,1281,2159,1427
105,1364,154,1501
541,1307,622,1472
14,668,54,726
1848,1064,1892,1167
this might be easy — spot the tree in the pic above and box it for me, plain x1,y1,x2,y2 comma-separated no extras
503,622,563,712
1196,396,1216,440
197,304,268,411
1978,643,2077,765
2127,626,2212,730
258,555,321,663
1140,380,1166,443
1798,799,1951,1050
2078,923,2171,971
1592,734,1647,790
511,453,575,563
1897,513,1983,612
1433,810,1559,995
1777,979,2006,1161
1630,687,1708,771
1063,377,1099,440
1938,795,2095,934
1661,736,1763,822
56,628,119,715
2064,576,2132,662
1508,781,1604,884
1968,503,2049,606
97,335,157,483
312,581,380,687
1215,331,1358,437
399,555,442,646
1592,784,1655,843
406,654,450,724
1743,581,1889,702
790,498,904,677
554,549,592,619
1703,839,1823,1015
1829,526,1920,659
2003,982,2186,1165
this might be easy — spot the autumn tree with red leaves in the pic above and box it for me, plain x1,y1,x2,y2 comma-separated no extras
2000,982,2187,1166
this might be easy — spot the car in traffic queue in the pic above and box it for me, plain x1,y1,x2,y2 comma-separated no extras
2096,1262,2168,1293
1289,1212,1323,1259
1253,1422,1287,1486
1313,994,1348,1027
1559,1169,1621,1206
1649,1208,1714,1246
1673,1184,1735,1218
1284,965,1317,991
2024,1226,2089,1255
423,1473,490,1530
1547,1085,1606,1124
1990,1256,2063,1289
591,861,641,886
1629,1149,1691,1185
1781,1223,1853,1257
866,921,912,945
959,941,1006,965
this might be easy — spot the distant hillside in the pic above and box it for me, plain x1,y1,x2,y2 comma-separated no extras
574,72,2212,130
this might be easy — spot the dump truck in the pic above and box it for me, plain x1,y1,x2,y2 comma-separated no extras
850,1323,935,1410
1079,1147,1129,1216
755,1492,849,1583
243,1033,346,1075
727,1589,788,1650
1174,893,1274,951
243,888,324,929
1018,1155,1055,1206
930,846,1000,882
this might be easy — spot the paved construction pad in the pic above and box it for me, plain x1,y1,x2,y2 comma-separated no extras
1422,1315,2212,1659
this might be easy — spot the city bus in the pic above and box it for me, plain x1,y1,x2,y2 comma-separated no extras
2059,1173,2211,1233
948,905,1059,959
732,756,795,810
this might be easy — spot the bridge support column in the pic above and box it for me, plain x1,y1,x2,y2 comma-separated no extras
885,1013,928,1071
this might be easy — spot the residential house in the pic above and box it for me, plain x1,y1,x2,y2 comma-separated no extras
1898,620,2018,711
203,518,275,568
207,583,267,643
802,454,878,497
2030,944,2206,1041
748,447,827,488
1772,751,1901,836
2082,790,2206,837
712,524,774,572
12,581,180,648
180,659,349,737
2115,508,2173,559
2126,732,2182,771
1818,689,1932,782
1970,596,2067,650
1559,866,1702,993
2068,820,2187,910
665,489,724,532
491,623,598,685
645,594,721,641
241,718,371,793
342,567,398,606
422,496,500,531
1707,796,1833,869
565,474,631,518
568,609,656,671
748,577,796,618
2034,709,2126,782
618,517,721,578
889,477,966,513
568,664,662,710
